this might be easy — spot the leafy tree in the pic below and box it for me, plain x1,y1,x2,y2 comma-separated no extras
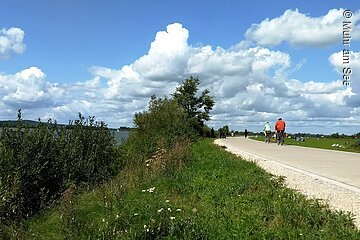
172,76,215,136
330,132,340,138
218,125,230,136
354,132,360,138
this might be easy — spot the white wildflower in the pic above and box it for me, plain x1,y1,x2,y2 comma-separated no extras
176,209,182,212
165,199,170,203
134,213,139,216
158,208,163,213
167,208,171,212
170,216,175,220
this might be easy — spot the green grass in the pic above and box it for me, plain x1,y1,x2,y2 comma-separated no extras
251,135,360,153
13,140,360,239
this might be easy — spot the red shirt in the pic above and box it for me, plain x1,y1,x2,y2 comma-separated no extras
275,120,286,131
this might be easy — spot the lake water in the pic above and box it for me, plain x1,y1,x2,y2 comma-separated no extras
113,130,130,145
0,128,130,145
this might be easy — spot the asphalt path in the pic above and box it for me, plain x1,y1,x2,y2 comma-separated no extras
217,137,360,192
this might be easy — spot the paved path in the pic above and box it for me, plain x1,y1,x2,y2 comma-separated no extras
217,137,360,192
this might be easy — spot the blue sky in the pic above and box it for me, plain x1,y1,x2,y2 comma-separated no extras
1,0,359,134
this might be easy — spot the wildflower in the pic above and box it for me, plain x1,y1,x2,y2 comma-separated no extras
192,208,197,213
176,209,182,212
102,218,105,222
115,214,119,219
134,213,139,216
165,199,170,203
170,216,175,220
167,208,171,212
158,208,163,213
142,190,146,192
144,225,147,229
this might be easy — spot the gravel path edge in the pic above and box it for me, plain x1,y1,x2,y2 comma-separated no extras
214,139,360,228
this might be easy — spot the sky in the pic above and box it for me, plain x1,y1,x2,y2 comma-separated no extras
1,0,360,134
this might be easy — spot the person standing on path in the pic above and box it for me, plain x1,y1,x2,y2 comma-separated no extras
244,129,248,138
263,121,272,143
275,118,286,145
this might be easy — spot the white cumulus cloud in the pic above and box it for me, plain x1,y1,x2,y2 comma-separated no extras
0,67,52,107
245,8,360,47
329,50,360,108
0,27,26,59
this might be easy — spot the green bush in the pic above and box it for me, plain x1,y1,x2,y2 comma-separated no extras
0,113,119,223
124,96,195,165
60,115,119,185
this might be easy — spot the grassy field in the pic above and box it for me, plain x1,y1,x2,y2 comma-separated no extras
250,135,360,153
11,139,358,239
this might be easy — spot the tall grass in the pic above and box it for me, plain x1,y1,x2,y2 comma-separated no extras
251,135,360,153
21,140,360,239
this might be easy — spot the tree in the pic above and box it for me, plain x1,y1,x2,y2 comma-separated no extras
218,125,230,136
172,76,215,135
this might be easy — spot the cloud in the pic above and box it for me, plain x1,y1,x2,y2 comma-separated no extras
132,23,189,80
0,22,359,134
245,8,360,47
0,27,26,59
329,50,360,107
0,67,53,107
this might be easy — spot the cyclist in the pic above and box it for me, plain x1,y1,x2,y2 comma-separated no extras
263,121,272,143
275,118,286,145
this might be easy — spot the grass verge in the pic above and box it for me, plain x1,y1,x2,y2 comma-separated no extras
250,136,360,153
13,140,360,239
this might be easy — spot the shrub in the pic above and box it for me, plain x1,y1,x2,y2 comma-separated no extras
0,113,119,223
124,96,195,165
60,114,119,185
